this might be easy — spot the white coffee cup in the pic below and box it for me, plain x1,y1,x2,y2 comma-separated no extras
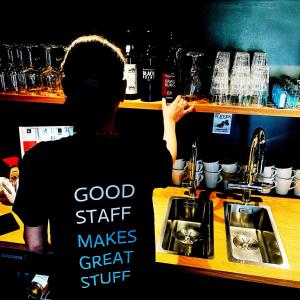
260,181,278,194
173,159,187,170
293,177,300,196
275,176,296,195
222,172,237,189
187,160,203,172
295,169,300,179
204,170,222,188
275,167,295,179
203,160,223,173
196,172,204,187
172,169,187,186
222,162,241,174
262,165,276,178
258,174,276,185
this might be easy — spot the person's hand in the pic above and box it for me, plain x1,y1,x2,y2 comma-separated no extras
162,95,194,124
0,177,16,204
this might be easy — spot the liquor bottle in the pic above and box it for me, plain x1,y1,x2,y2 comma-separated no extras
27,274,49,299
123,28,139,100
139,28,161,102
161,31,177,103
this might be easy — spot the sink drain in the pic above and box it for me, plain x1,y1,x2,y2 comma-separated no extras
175,228,201,245
233,233,259,250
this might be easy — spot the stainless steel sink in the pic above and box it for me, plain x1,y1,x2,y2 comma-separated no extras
158,195,214,258
224,202,289,268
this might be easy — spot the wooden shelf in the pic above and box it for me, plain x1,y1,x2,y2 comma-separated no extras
120,99,300,118
1,93,300,118
0,93,65,104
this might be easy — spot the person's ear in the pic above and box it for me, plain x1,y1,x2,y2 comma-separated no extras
61,75,70,96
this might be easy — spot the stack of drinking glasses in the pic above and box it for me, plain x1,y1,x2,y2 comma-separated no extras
209,51,230,104
229,51,251,106
249,52,269,106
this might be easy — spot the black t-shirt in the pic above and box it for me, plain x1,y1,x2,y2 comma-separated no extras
13,133,172,298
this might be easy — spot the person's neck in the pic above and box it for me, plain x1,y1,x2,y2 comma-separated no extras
95,120,117,136
96,122,117,135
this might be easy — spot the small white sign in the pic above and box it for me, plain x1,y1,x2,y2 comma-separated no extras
212,113,232,134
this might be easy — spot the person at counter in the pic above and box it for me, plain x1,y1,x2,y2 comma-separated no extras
12,35,193,298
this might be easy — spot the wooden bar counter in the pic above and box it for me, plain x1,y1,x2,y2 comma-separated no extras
1,187,300,288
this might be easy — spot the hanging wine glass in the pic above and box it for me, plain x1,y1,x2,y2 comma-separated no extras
0,55,6,93
23,44,42,95
3,44,18,93
51,44,66,96
183,51,204,101
40,44,60,96
15,45,27,94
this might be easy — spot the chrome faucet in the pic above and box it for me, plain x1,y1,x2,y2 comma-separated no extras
227,127,271,203
187,140,198,200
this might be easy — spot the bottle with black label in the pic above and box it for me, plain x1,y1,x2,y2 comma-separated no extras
123,28,139,100
161,31,177,103
140,28,161,102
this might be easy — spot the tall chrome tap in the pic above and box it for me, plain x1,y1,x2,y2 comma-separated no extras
227,127,271,203
187,140,198,200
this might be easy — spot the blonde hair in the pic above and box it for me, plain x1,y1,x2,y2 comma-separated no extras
61,35,126,72
61,35,126,130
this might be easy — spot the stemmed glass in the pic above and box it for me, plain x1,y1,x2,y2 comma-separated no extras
15,45,27,94
183,51,204,101
0,56,5,93
40,44,61,96
23,44,41,95
51,44,67,96
3,44,18,93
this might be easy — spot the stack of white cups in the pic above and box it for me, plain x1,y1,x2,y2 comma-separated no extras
258,165,278,194
293,169,300,196
221,161,241,190
203,160,223,189
172,159,188,186
186,160,204,187
274,166,296,195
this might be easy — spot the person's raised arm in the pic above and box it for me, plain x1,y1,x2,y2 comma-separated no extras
162,96,194,163
24,224,48,253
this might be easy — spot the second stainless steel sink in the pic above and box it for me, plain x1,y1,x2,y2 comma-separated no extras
158,195,214,259
224,202,289,268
